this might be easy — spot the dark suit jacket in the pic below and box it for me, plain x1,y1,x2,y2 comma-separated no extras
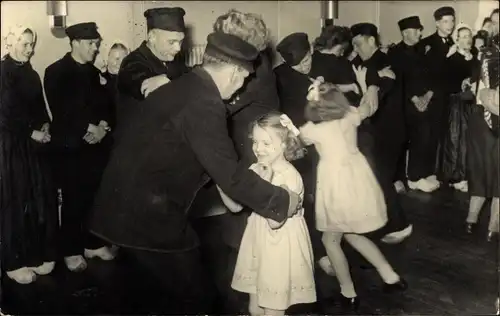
117,41,190,101
388,41,433,104
418,32,454,93
352,50,403,143
274,63,311,127
44,53,112,149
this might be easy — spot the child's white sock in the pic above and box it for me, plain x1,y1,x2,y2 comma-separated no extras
340,283,357,298
377,263,400,284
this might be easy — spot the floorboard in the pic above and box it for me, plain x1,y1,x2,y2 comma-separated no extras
1,187,498,315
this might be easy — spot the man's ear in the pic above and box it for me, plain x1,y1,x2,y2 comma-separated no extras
368,36,376,46
147,30,156,42
228,64,239,82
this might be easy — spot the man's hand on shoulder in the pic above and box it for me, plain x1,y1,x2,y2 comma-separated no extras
141,74,171,98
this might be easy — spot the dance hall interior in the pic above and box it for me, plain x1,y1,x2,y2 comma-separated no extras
1,0,499,315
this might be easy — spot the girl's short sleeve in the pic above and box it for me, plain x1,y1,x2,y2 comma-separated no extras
299,121,316,145
284,167,305,199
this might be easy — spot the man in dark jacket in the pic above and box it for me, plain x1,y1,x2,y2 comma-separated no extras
350,23,412,244
274,33,314,127
89,31,302,314
416,6,456,190
389,16,440,193
117,7,189,101
44,22,115,272
189,12,282,314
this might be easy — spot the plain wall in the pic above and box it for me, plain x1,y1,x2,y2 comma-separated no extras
133,1,378,45
133,1,378,66
133,1,325,47
1,0,134,79
2,1,494,78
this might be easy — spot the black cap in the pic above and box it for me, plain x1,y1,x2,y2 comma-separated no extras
398,16,423,31
434,6,455,21
144,7,186,32
204,32,259,73
65,22,101,40
351,23,378,38
276,32,310,66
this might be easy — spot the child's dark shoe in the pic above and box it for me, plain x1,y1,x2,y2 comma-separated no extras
340,295,360,311
383,278,408,293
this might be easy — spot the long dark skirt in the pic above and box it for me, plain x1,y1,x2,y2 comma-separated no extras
0,132,58,271
466,106,499,198
436,93,473,183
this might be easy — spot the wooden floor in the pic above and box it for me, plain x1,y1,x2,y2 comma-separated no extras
1,187,498,315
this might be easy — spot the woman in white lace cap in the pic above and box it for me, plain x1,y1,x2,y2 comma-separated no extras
435,23,478,192
0,25,58,284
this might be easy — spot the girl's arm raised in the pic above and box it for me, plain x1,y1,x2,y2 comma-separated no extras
299,122,316,146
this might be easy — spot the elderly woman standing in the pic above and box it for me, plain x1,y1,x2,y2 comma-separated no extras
101,42,130,132
435,23,478,192
0,25,58,284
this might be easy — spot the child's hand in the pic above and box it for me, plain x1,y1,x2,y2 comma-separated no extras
352,65,368,94
249,163,273,182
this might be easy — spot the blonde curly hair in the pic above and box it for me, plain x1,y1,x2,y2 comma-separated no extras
250,111,306,161
213,9,269,51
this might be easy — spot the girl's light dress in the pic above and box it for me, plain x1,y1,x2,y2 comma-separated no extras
231,164,316,310
300,106,387,234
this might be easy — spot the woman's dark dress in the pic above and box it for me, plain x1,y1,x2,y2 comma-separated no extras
435,52,477,183
467,106,499,197
310,51,361,105
0,55,58,271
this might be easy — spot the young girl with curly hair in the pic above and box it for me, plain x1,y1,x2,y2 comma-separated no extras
299,79,407,311
219,112,316,316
